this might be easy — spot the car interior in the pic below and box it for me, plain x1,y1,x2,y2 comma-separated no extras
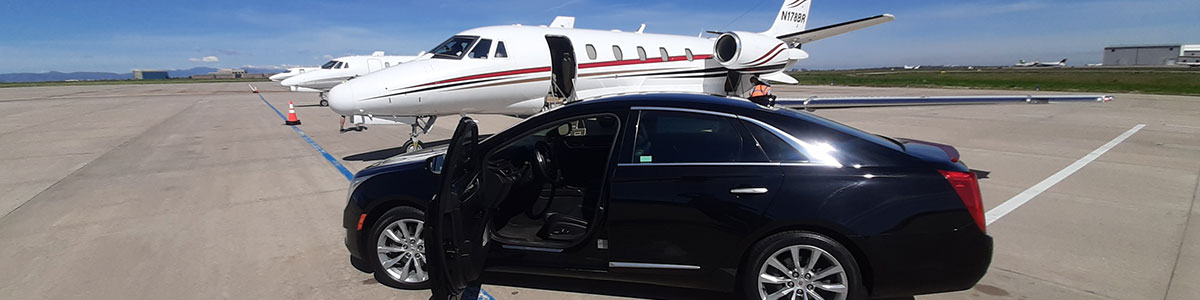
482,115,619,248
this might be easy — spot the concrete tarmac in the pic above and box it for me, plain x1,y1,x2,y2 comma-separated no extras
0,82,1196,300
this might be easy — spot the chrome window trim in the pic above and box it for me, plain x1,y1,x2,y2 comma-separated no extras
627,106,841,167
617,162,826,167
630,106,736,119
609,262,700,270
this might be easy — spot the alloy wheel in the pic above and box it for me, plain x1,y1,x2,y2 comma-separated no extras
376,218,428,283
757,245,849,300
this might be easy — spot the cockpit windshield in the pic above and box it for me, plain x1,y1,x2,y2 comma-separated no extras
321,60,338,69
429,35,479,60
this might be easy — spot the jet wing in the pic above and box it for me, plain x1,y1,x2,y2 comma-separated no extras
776,95,1113,111
776,14,895,45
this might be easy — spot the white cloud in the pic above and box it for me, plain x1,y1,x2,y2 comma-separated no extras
322,54,334,59
188,56,219,63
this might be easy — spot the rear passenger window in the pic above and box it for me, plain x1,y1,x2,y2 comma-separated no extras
585,44,597,60
636,47,647,61
612,46,623,60
632,111,766,163
685,48,694,61
742,120,807,162
659,47,669,62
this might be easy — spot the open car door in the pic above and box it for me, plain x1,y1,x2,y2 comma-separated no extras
428,117,490,300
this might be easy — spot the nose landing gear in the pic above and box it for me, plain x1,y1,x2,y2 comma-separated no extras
402,116,437,153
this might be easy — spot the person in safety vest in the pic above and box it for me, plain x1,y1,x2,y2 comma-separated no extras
748,75,775,107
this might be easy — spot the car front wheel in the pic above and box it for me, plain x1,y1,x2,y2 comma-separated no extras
369,207,430,289
743,231,865,300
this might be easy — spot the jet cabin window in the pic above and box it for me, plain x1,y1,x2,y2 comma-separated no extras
659,47,669,62
612,46,623,60
321,60,338,69
585,44,597,60
429,35,480,60
334,62,344,69
495,42,508,58
685,48,694,61
341,62,349,69
637,46,647,61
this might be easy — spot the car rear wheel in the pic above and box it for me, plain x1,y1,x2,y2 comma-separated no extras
370,207,430,289
743,231,865,300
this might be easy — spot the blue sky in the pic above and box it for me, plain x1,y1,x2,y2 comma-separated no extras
0,0,1197,73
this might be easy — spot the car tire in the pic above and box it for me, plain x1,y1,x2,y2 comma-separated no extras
369,206,431,290
742,231,866,300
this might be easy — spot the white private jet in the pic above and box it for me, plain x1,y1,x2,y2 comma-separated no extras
269,67,320,82
328,0,896,151
903,65,921,70
281,51,418,106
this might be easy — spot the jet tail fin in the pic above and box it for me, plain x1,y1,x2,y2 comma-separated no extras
774,14,894,45
763,0,813,38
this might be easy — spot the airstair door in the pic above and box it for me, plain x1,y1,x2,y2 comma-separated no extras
545,36,578,101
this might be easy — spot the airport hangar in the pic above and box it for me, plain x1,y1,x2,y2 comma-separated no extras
1103,44,1200,66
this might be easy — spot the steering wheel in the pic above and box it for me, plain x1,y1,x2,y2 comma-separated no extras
532,141,558,183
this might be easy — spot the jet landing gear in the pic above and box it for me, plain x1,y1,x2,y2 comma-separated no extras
319,92,329,107
401,116,437,153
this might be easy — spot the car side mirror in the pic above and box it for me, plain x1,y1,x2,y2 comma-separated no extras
426,154,446,175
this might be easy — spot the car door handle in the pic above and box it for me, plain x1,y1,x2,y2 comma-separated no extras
730,188,769,195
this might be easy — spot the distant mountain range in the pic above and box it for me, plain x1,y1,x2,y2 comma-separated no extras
0,67,286,83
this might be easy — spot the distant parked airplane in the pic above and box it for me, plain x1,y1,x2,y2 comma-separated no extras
269,67,319,82
1015,59,1067,67
280,51,417,106
903,65,921,70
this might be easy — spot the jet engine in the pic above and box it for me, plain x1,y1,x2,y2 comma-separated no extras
713,31,807,73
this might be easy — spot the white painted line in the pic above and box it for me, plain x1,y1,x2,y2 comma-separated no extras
1164,124,1200,130
985,124,1146,225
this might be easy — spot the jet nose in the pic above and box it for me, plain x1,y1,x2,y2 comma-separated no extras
280,76,301,87
327,82,358,116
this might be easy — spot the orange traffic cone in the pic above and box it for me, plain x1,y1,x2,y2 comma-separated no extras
285,101,302,125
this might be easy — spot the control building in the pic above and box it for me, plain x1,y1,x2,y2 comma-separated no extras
1103,44,1200,66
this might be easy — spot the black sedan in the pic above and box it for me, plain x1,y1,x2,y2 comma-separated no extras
343,93,992,300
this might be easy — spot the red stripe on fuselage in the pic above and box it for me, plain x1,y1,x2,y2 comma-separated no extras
578,55,709,69
410,54,717,91
417,66,552,87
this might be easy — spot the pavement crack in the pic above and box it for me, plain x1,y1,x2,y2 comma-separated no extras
1163,167,1200,300
0,99,201,222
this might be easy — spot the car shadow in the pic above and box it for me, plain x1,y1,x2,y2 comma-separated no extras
342,139,454,162
481,272,733,300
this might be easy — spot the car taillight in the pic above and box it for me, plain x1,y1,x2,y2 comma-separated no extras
939,170,985,233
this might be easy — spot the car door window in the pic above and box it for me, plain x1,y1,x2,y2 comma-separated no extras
632,110,766,164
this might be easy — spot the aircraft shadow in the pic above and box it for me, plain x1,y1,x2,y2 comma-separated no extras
481,272,732,300
342,139,453,162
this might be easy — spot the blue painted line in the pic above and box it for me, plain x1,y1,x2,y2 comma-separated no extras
479,288,495,300
255,92,355,181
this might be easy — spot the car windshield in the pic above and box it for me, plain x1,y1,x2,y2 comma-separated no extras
320,60,338,69
429,35,479,60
